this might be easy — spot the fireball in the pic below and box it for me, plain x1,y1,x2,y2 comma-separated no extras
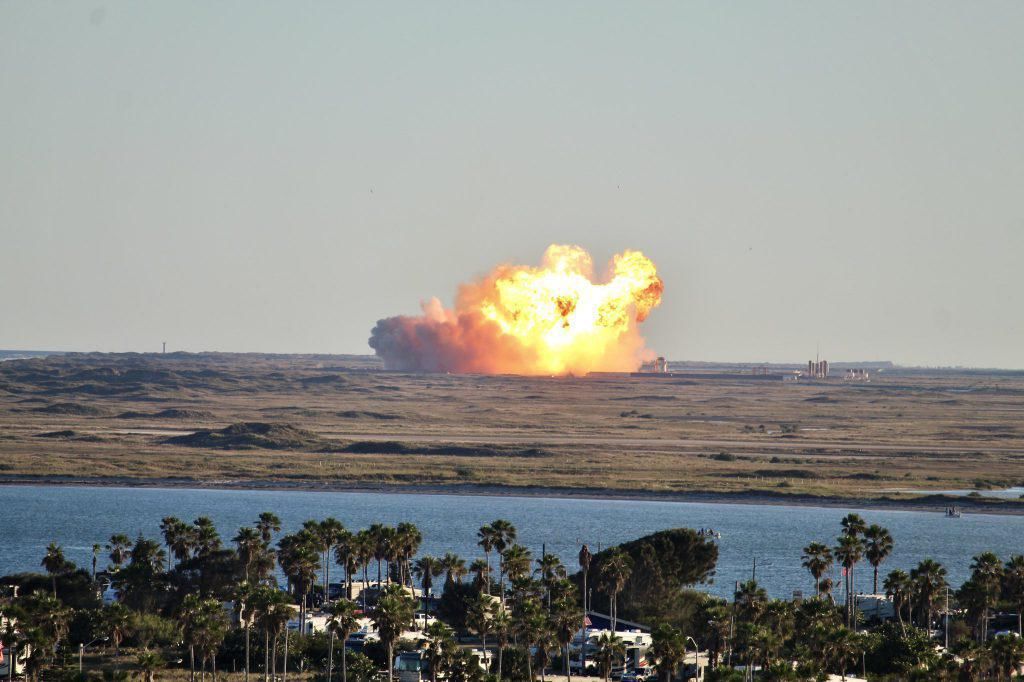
369,244,664,375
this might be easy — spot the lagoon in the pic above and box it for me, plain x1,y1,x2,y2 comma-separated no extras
2,485,1022,599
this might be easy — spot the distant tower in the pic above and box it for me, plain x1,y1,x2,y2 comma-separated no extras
162,342,166,354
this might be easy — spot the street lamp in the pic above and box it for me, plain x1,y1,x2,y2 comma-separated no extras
685,637,700,680
79,637,109,672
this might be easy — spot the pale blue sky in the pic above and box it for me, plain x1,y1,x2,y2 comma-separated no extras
2,2,1022,367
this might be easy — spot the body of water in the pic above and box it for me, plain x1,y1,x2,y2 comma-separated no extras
888,487,1024,499
2,485,1022,599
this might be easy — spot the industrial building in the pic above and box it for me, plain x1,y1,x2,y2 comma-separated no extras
638,356,669,373
806,359,829,379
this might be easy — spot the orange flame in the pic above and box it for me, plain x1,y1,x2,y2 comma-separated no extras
369,245,664,375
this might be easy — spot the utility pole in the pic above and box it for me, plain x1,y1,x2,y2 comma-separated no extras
727,581,737,668
945,586,950,649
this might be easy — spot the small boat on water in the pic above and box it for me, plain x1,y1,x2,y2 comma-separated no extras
945,506,962,518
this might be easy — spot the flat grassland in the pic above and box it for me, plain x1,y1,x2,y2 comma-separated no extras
1,353,1023,511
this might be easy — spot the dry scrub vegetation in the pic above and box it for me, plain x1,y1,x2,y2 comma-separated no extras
1,353,1023,507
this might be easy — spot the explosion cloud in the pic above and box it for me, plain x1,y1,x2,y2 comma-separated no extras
368,245,664,375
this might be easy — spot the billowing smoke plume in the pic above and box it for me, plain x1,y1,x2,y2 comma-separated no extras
369,245,664,375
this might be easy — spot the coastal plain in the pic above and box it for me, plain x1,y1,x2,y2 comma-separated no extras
1,353,1023,511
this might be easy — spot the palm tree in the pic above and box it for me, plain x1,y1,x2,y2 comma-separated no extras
354,530,374,610
162,518,196,568
551,595,580,682
334,532,360,600
990,634,1024,682
367,524,394,585
102,602,132,655
466,593,495,665
595,632,625,682
326,599,361,682
255,512,281,545
518,600,553,682
279,530,321,635
883,569,911,635
413,556,443,627
134,651,165,682
864,524,894,594
490,520,518,601
251,586,294,682
107,533,132,572
193,599,230,682
41,542,69,596
192,517,222,557
578,544,593,672
647,624,686,682
160,516,186,569
838,514,867,626
422,621,455,682
478,524,498,595
234,582,257,682
578,544,593,611
809,581,832,613
834,533,864,627
492,607,512,682
470,558,491,590
440,553,467,587
535,554,565,607
1004,555,1024,636
501,545,532,607
840,513,867,538
234,527,264,582
825,626,861,681
395,522,422,587
179,594,205,682
373,584,416,682
598,550,632,633
801,542,833,597
911,558,947,631
532,623,558,682
969,552,1003,641
735,580,768,624
319,517,347,595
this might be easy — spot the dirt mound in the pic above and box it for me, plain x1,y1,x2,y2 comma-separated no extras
300,374,348,387
118,408,214,420
339,441,549,458
35,430,78,438
165,422,321,450
336,410,402,420
33,402,110,416
34,429,105,442
155,408,214,419
610,395,677,401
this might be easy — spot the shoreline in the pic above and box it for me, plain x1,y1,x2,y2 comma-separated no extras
3,475,1023,516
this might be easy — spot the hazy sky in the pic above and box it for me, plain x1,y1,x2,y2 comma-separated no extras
2,2,1022,367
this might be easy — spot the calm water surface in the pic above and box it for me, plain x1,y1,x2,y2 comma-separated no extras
2,485,1022,599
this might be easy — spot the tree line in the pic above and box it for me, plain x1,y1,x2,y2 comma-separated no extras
3,512,1024,681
